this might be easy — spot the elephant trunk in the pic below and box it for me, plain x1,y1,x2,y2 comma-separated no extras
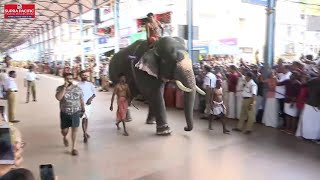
175,58,196,131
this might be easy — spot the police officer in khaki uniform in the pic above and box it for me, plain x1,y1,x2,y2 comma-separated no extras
5,71,19,123
233,72,257,134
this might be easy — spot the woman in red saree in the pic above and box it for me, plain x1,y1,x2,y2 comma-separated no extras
110,74,131,136
146,13,164,48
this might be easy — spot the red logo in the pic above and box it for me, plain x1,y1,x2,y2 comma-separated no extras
4,4,35,19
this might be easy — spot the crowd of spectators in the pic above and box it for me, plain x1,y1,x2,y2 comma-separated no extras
194,53,320,141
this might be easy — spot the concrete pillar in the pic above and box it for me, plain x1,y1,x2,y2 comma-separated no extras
264,0,276,69
46,23,51,62
93,0,100,66
41,27,45,61
37,30,41,61
187,0,193,62
114,0,120,53
52,20,57,62
67,10,73,67
78,2,85,70
67,10,72,40
59,16,65,66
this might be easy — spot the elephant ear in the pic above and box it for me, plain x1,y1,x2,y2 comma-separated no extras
135,50,160,78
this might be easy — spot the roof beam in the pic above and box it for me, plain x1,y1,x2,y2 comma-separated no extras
33,2,68,21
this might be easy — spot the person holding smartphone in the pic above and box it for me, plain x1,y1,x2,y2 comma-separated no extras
55,73,85,156
0,124,25,177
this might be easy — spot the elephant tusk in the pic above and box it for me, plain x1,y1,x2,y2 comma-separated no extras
176,80,192,93
196,85,206,95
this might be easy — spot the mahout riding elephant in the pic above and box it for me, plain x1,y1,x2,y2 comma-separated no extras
109,36,205,135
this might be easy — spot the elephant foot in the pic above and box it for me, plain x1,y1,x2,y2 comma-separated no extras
184,126,193,131
156,125,172,136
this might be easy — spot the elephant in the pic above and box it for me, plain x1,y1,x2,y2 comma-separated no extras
109,36,205,135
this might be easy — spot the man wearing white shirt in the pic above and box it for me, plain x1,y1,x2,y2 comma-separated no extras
99,63,110,92
233,72,257,134
25,66,37,103
77,70,96,143
202,65,217,119
4,71,19,123
0,69,8,99
275,66,291,127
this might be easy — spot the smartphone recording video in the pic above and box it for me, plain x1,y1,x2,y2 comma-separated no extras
0,123,14,165
40,164,55,180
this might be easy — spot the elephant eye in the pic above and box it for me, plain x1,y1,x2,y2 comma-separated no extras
176,51,185,62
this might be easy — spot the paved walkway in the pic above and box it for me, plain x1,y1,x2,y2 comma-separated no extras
3,69,320,180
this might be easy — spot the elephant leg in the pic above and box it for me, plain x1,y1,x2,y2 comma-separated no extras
151,86,172,135
146,104,156,124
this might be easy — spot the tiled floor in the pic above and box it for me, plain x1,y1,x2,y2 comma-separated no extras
3,69,320,180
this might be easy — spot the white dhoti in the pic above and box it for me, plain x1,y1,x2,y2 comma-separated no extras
83,104,92,119
223,92,228,113
284,103,298,117
0,86,3,99
236,95,243,119
262,98,279,128
227,92,236,119
296,104,320,140
222,80,229,112
210,101,226,116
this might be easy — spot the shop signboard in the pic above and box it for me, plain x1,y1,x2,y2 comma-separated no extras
241,0,268,7
219,38,238,46
209,39,240,55
99,37,107,44
193,46,209,54
100,6,113,21
4,4,35,18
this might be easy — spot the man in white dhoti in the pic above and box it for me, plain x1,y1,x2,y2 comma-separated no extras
275,66,291,128
202,65,216,119
227,65,239,119
296,72,320,140
208,79,230,134
277,71,301,135
0,69,8,99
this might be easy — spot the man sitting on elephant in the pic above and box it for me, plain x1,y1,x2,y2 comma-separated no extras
146,12,164,48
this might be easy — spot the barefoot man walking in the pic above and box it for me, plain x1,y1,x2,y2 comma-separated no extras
77,70,96,143
110,74,131,136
